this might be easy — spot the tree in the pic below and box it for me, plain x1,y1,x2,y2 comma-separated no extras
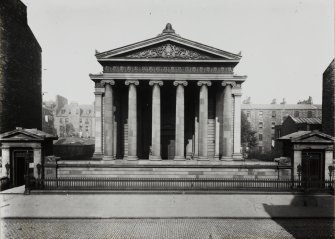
241,111,257,151
65,123,75,137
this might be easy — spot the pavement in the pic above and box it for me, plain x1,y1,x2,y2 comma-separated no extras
1,218,335,239
0,187,334,219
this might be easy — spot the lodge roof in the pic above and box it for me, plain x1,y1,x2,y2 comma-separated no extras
289,116,321,124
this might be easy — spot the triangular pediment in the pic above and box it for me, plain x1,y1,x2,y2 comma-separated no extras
96,34,241,61
0,128,57,142
291,131,334,144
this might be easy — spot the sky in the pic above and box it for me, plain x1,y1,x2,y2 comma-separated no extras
21,0,334,105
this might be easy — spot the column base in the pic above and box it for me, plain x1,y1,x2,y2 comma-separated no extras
232,153,243,161
220,156,233,161
126,155,138,161
103,155,115,161
149,155,162,161
197,156,209,161
174,156,186,161
214,155,220,161
92,153,103,160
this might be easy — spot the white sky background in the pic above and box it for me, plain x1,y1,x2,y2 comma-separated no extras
21,0,334,105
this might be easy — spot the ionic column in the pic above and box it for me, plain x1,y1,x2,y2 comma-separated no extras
197,81,211,160
221,81,234,160
174,80,188,160
232,88,243,160
93,87,104,159
149,80,163,160
102,80,115,160
125,80,139,160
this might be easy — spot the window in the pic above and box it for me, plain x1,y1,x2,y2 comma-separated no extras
258,122,263,129
65,118,69,123
272,111,276,118
307,111,313,118
259,146,263,153
271,122,276,129
259,134,263,141
86,126,89,132
60,118,63,123
80,118,82,123
258,111,263,119
61,109,66,114
294,111,299,117
246,111,250,118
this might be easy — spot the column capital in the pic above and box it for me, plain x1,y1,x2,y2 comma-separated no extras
232,88,242,96
101,80,115,86
221,81,237,87
125,80,139,86
173,80,188,87
197,80,211,87
149,80,163,86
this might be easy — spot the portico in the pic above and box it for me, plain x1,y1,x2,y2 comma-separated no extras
90,24,246,162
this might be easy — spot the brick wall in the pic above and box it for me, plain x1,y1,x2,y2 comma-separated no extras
0,0,42,133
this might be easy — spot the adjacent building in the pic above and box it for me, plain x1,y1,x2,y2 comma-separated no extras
53,100,95,139
0,0,42,133
242,102,322,153
322,59,335,159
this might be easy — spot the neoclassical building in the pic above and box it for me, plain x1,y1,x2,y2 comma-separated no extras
90,24,246,161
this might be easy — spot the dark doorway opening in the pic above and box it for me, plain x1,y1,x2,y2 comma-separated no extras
10,149,33,187
301,150,324,188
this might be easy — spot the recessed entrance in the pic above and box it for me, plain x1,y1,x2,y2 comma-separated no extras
10,149,33,187
302,150,324,188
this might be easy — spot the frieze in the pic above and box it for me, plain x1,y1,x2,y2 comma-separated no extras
125,43,212,60
104,65,233,74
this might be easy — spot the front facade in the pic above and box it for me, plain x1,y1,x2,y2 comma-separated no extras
242,103,322,153
0,0,42,133
90,24,246,161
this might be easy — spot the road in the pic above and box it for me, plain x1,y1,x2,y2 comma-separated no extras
1,219,334,239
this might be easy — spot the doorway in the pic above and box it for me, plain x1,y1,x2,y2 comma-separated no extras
301,150,324,188
10,149,33,187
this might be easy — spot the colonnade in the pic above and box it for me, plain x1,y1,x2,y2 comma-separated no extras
93,80,242,161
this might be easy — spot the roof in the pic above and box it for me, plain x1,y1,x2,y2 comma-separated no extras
278,130,334,144
0,127,58,142
289,116,321,124
241,104,322,110
279,131,311,140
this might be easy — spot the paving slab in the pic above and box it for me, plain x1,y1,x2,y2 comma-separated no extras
0,192,334,219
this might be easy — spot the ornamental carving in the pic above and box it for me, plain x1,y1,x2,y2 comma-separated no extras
104,65,233,74
197,81,212,86
125,43,212,60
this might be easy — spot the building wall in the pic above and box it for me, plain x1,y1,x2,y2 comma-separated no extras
322,59,334,137
242,104,322,153
0,0,42,133
54,102,95,138
42,105,56,135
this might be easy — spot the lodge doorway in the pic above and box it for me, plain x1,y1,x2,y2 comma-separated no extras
301,150,325,188
10,149,33,187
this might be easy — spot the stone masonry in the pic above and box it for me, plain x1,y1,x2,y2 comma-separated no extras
0,0,42,133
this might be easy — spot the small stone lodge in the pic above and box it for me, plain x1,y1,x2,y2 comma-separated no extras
0,128,57,187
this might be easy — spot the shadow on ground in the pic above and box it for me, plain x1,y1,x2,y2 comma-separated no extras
264,194,335,239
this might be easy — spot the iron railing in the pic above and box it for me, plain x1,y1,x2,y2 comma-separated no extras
33,177,334,192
